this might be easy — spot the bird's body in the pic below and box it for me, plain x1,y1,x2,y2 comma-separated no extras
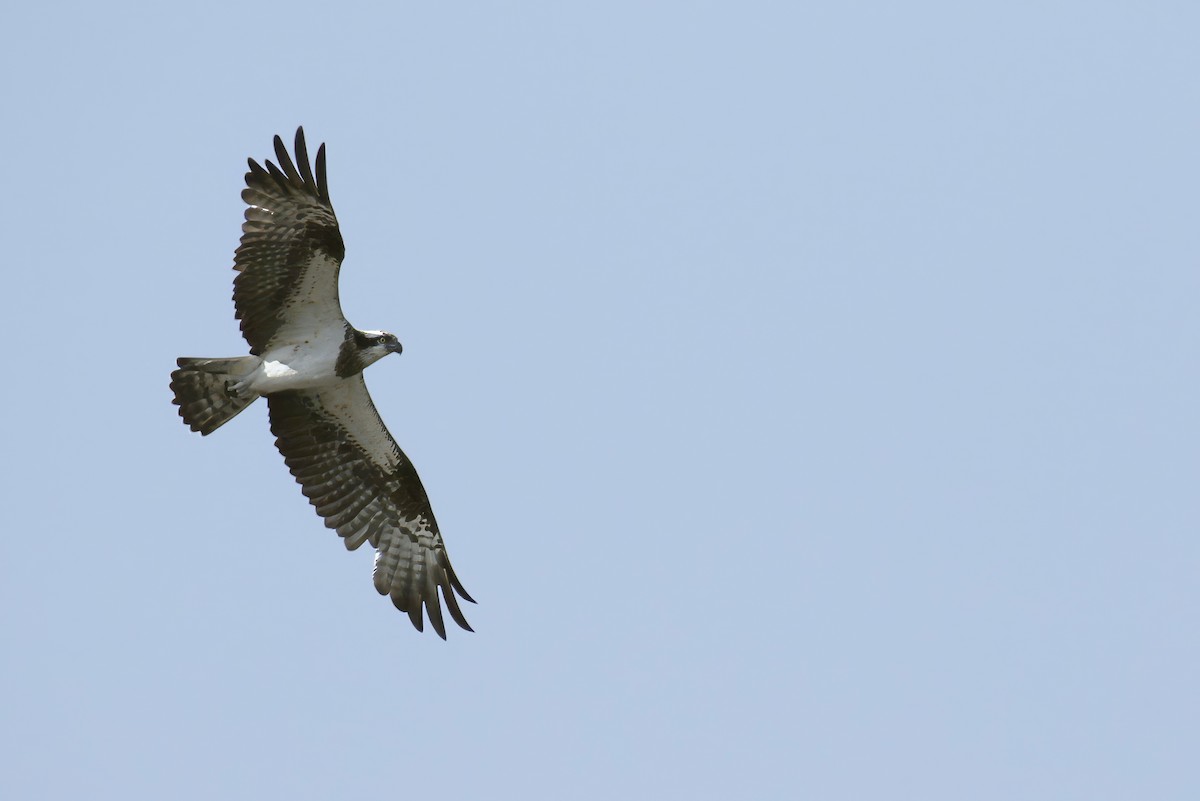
249,340,348,392
170,129,473,638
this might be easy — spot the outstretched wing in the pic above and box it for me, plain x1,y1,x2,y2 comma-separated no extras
233,128,347,355
267,378,474,638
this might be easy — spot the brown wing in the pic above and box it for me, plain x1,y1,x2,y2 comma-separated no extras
267,378,474,638
233,128,347,355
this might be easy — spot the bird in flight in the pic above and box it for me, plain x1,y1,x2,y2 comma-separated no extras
170,128,474,638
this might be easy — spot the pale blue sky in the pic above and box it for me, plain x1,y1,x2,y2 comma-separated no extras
2,2,1198,799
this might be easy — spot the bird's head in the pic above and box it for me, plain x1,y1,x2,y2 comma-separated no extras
355,329,403,367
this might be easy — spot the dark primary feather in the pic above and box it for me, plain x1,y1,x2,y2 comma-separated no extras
267,379,474,638
233,128,347,355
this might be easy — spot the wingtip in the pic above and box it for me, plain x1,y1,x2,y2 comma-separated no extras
407,603,424,633
451,575,477,605
315,142,329,200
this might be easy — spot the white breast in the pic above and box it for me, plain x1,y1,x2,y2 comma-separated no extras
246,333,345,394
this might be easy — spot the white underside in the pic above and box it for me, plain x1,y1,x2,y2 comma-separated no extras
244,335,345,394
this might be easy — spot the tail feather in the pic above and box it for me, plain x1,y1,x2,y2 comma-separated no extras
170,356,261,435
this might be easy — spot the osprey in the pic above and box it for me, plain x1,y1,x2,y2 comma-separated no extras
170,128,473,638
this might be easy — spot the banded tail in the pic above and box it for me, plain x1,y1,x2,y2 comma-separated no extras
170,356,261,435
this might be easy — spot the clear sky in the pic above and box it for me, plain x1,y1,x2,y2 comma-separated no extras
2,2,1197,799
